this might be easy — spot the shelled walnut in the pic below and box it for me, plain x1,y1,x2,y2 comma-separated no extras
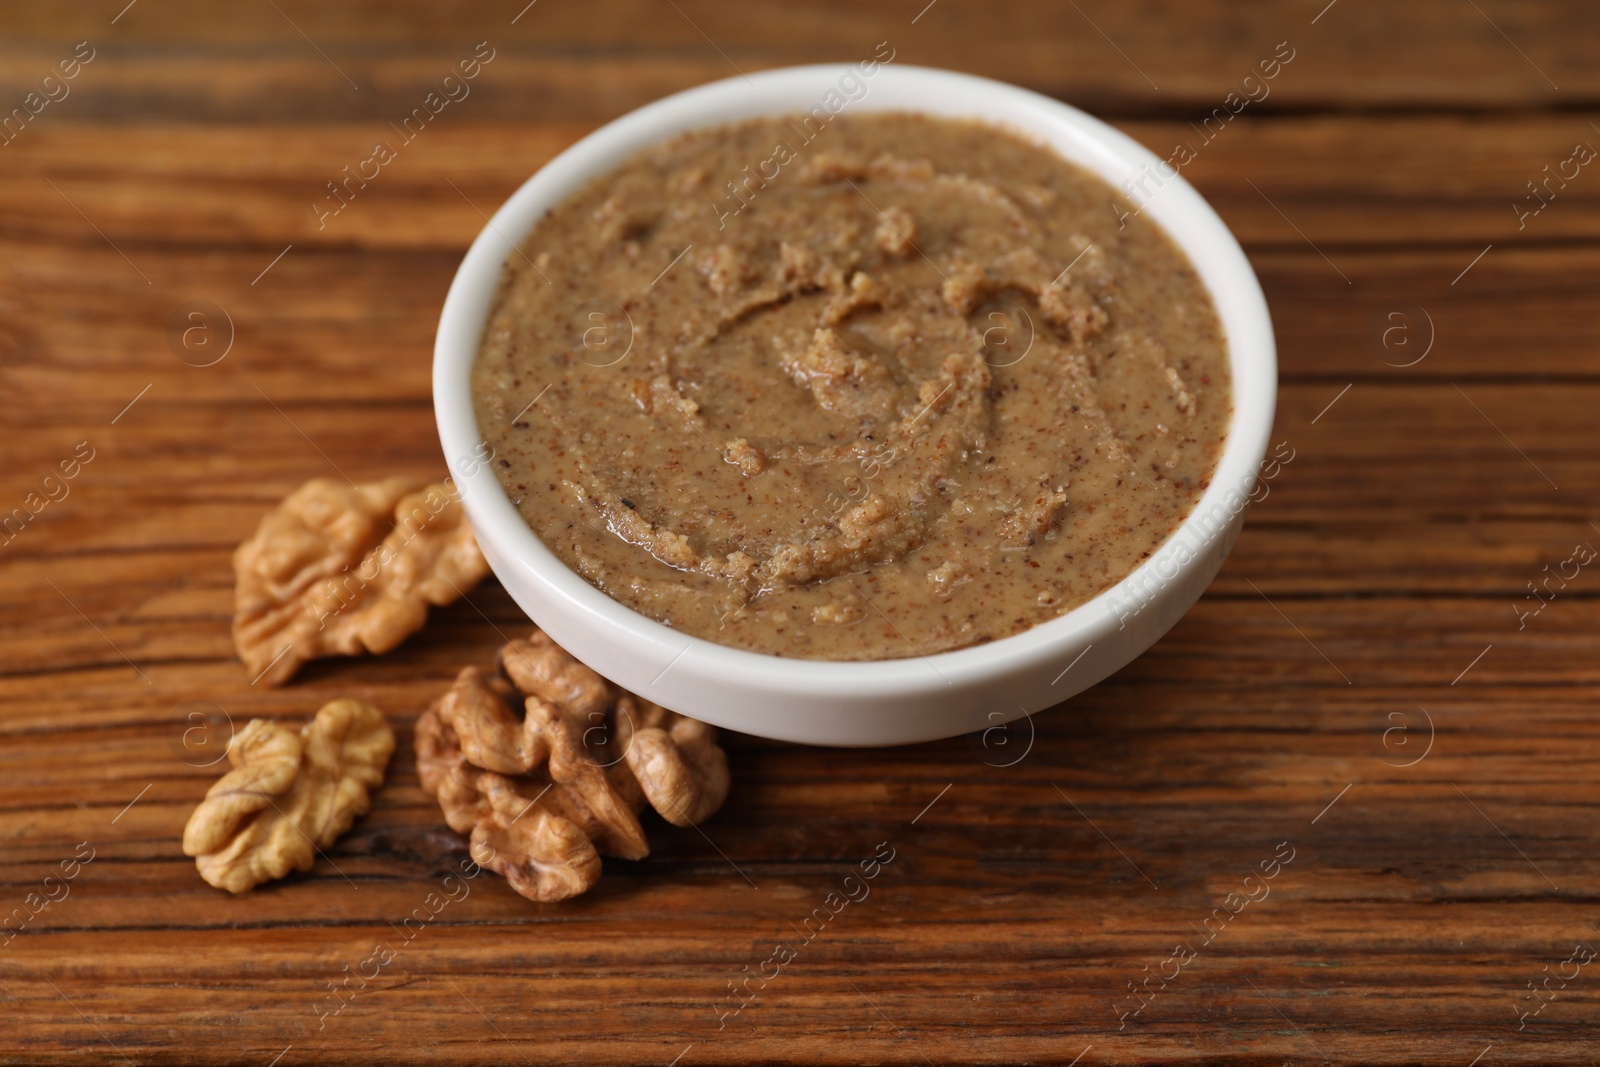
232,477,490,686
416,632,731,902
183,699,394,893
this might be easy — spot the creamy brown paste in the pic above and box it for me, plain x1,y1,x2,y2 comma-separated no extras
472,113,1231,659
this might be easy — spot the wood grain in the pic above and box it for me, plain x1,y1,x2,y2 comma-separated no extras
3,1,1599,1064
3,0,1597,119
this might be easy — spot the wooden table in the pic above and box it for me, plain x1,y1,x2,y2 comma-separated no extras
4,2,1598,1063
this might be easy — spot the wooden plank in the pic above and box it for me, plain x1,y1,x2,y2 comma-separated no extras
5,117,1600,251
7,239,1600,406
1,0,1595,120
2,589,1595,720
2,510,1593,618
2,379,1595,521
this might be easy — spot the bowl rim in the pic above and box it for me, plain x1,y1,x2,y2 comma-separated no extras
434,62,1277,699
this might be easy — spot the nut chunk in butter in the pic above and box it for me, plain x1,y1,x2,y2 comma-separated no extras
232,477,490,685
182,699,394,893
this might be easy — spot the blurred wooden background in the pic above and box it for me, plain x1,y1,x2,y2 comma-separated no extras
3,1,1599,1063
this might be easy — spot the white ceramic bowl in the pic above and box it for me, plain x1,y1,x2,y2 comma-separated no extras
434,64,1276,747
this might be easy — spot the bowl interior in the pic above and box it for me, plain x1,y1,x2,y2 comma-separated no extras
433,63,1276,736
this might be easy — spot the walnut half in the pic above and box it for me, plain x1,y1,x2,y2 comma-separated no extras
183,699,394,893
233,477,491,686
416,632,732,902
617,696,730,828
